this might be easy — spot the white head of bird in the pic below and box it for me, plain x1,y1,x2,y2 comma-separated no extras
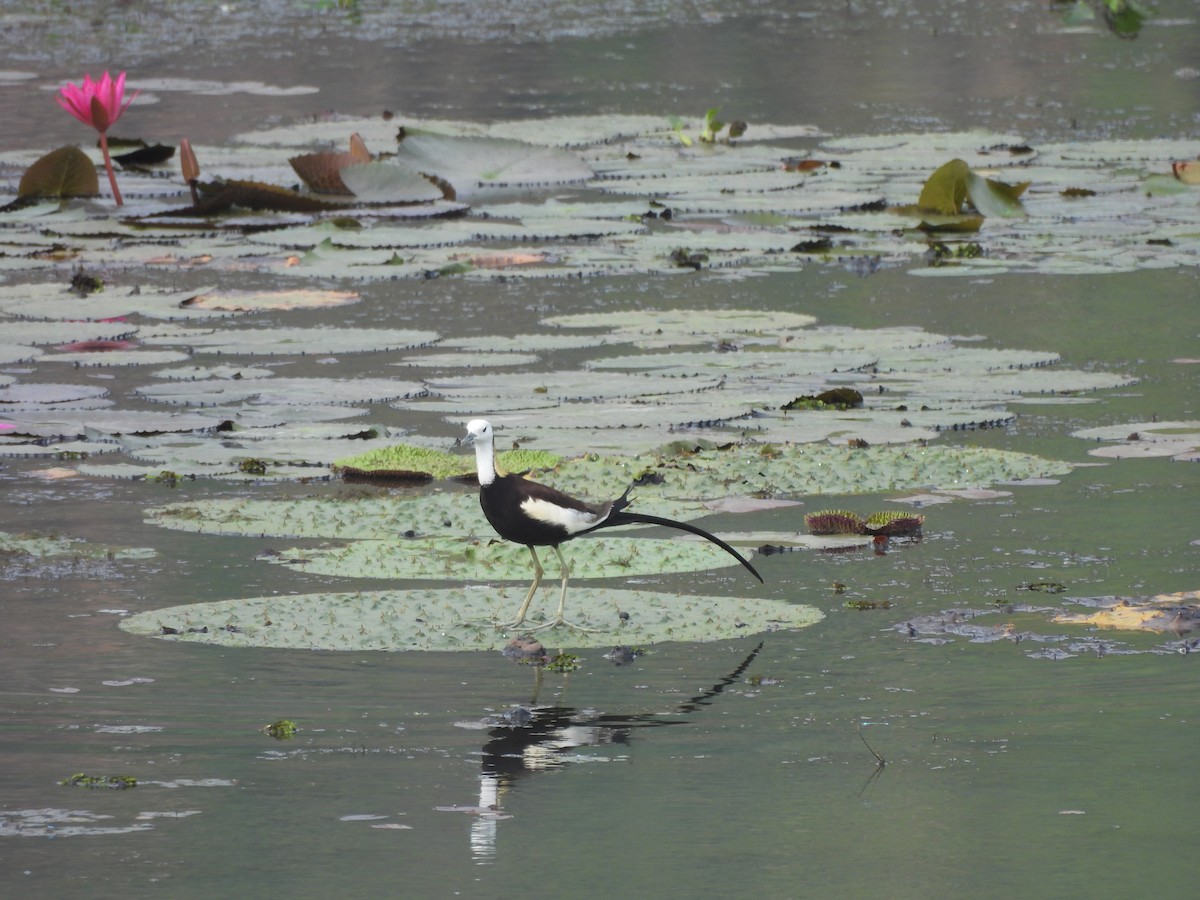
463,418,497,486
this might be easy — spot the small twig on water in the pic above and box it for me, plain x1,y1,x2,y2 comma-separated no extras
858,725,886,768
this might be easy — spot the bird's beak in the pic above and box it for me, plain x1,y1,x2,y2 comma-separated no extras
454,431,474,450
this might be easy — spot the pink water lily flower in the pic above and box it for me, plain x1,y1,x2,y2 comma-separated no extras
57,71,140,206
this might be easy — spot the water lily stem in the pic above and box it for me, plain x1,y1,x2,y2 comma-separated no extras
98,132,124,207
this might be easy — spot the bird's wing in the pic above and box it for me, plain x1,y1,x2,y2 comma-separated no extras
517,479,610,536
519,495,607,535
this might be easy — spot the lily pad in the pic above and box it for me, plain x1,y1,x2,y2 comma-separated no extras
136,377,425,407
17,146,99,200
180,289,361,312
119,587,822,651
0,382,110,406
36,349,191,367
266,533,757,582
141,326,439,356
333,442,560,482
1071,420,1200,461
0,529,157,567
338,160,447,203
392,131,594,194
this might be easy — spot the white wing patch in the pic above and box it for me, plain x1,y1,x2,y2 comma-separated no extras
521,497,604,535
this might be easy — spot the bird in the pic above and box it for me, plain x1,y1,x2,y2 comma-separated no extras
460,418,763,631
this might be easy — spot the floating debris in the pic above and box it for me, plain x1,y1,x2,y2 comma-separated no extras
61,773,137,790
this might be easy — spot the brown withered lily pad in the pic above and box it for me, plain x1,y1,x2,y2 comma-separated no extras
289,132,372,194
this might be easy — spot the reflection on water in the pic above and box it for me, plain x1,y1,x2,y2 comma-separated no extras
457,642,762,862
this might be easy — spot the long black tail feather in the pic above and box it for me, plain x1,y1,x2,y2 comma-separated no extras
595,509,763,583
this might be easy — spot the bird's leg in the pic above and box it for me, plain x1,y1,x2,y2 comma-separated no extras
523,545,603,632
549,544,571,625
495,545,543,629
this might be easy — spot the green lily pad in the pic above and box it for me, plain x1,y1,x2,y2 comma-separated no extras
36,349,191,367
181,289,361,312
337,160,447,203
1071,420,1200,461
0,284,218,322
0,382,110,406
147,491,484,540
543,307,819,341
136,376,425,407
0,529,157,565
17,146,99,200
145,442,1071,544
0,318,137,346
265,532,758,581
141,326,439,356
333,442,560,481
118,587,822,651
392,130,594,194
0,437,121,458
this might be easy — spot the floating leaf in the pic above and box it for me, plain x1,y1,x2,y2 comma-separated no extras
17,146,100,200
338,159,447,203
136,375,424,407
333,442,560,482
141,326,438,357
265,533,756,582
1171,160,1200,185
393,130,594,195
289,132,372,194
180,289,360,312
184,179,350,215
914,158,1028,218
0,529,156,565
119,587,823,651
0,382,110,406
805,510,866,535
112,143,176,167
1071,420,1200,461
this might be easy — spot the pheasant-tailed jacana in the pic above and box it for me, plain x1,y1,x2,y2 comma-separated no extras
462,418,762,630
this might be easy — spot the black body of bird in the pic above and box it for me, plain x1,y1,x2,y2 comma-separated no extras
462,418,762,630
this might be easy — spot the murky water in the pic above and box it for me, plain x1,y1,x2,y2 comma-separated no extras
2,2,1199,897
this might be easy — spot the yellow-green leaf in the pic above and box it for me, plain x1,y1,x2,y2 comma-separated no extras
917,158,971,215
17,145,100,199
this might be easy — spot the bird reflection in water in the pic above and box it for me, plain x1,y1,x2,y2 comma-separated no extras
442,641,764,863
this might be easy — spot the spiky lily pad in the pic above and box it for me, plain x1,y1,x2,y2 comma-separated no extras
333,443,560,482
264,534,756,582
144,442,1068,544
805,510,866,535
146,491,485,540
0,530,157,565
119,587,822,651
